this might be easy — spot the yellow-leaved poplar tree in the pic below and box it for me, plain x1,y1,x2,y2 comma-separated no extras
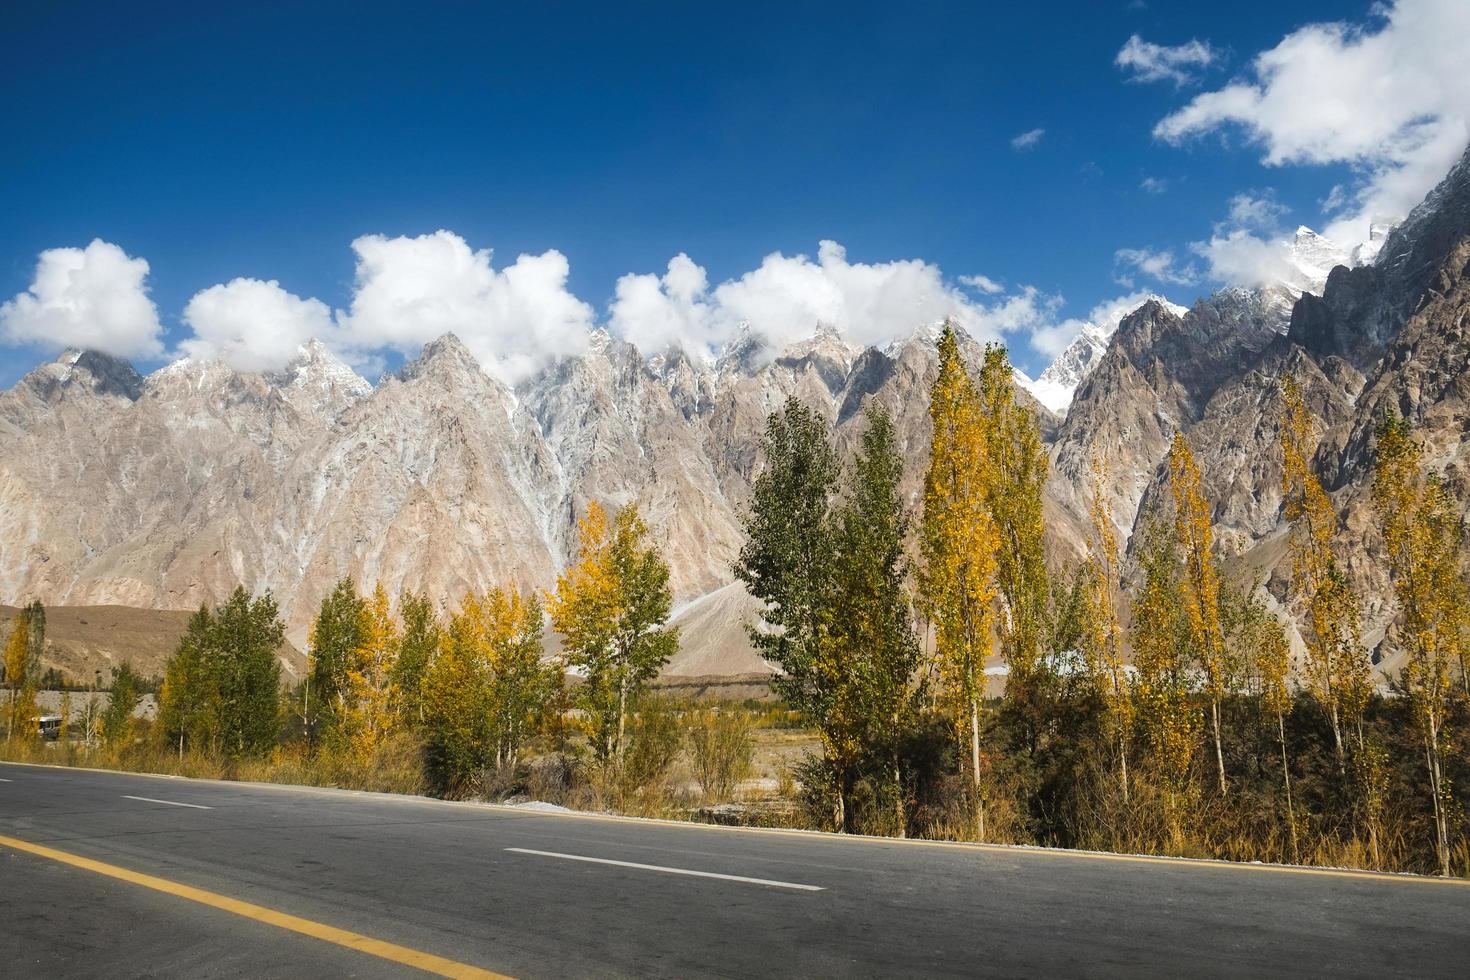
4,605,40,742
977,343,1050,692
549,500,677,765
1129,522,1199,843
1372,414,1468,876
1280,376,1366,769
919,322,1000,841
1168,433,1231,796
1084,452,1133,804
344,584,401,759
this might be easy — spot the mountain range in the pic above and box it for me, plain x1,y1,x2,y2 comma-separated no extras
4,144,1468,680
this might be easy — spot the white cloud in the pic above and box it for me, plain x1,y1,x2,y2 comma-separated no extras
0,239,164,359
960,274,1005,295
1224,191,1288,230
1114,247,1196,286
609,253,715,355
181,278,336,373
1189,192,1310,288
1116,34,1218,85
339,230,594,385
610,240,1060,360
1140,176,1168,195
1010,128,1045,151
1153,0,1470,245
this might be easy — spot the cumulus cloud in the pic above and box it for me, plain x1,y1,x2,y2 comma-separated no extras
1114,247,1196,286
0,239,164,359
1190,192,1307,288
609,254,715,356
17,231,1087,387
338,231,594,385
1139,176,1168,195
1116,35,1218,85
609,240,1060,361
1010,128,1045,151
1152,0,1470,245
181,278,337,373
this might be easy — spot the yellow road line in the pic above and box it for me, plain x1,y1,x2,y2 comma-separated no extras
0,833,510,979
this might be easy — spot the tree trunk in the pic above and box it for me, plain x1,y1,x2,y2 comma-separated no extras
1277,711,1298,865
893,753,906,839
1210,697,1227,796
1426,721,1450,876
970,696,985,842
1329,702,1346,777
615,673,629,765
1118,732,1130,806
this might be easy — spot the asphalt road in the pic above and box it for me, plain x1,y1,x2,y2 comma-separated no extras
1,762,1466,978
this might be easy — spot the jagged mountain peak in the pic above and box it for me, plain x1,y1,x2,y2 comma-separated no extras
10,348,145,404
272,340,369,391
398,332,487,384
1373,141,1470,290
1029,294,1186,415
715,322,769,378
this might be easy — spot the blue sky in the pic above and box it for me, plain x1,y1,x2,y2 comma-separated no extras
2,0,1464,388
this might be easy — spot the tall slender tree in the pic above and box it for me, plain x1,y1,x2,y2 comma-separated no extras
1129,522,1199,841
393,591,440,725
1372,415,1466,876
550,501,678,765
1083,453,1133,804
977,344,1051,692
477,586,556,768
157,606,216,756
920,323,1000,841
735,397,854,823
307,578,366,745
5,601,45,741
344,584,401,759
1280,376,1365,769
1168,433,1231,796
830,406,921,833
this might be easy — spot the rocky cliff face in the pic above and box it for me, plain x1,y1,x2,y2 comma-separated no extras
4,146,1468,676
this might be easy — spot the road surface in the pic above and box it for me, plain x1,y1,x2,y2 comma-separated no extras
1,761,1466,978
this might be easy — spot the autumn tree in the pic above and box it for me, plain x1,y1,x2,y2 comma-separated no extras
421,583,556,789
1082,453,1133,804
1168,433,1231,796
4,601,43,741
920,323,1000,841
481,586,556,768
1130,521,1199,840
1280,376,1366,769
1372,414,1467,876
550,501,678,765
977,344,1051,692
1224,584,1298,862
343,584,401,759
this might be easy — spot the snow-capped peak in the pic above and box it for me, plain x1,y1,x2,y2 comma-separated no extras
1024,294,1186,415
1279,226,1352,296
